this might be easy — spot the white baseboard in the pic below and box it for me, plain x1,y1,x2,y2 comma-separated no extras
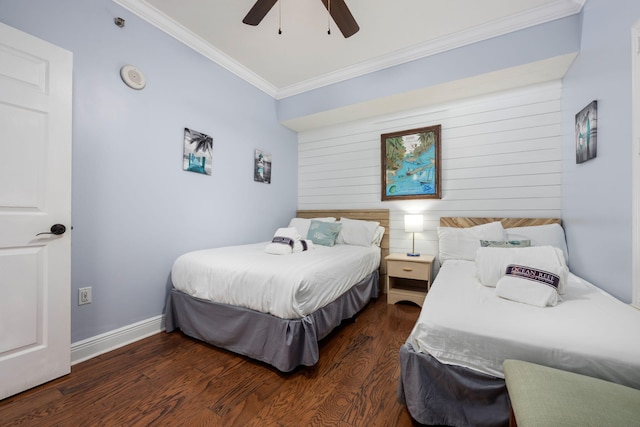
71,315,165,365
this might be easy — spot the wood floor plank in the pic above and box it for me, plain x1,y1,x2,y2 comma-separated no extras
0,297,422,426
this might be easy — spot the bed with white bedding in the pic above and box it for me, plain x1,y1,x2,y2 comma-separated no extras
398,217,640,427
165,209,388,372
171,242,380,319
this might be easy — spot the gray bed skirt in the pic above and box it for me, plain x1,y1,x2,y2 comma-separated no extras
165,271,379,372
398,343,509,427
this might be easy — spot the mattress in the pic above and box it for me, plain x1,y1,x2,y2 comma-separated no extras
407,259,640,389
171,242,380,319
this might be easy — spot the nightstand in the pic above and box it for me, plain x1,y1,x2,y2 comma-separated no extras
385,253,435,307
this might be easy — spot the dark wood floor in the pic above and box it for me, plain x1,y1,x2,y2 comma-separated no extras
0,297,422,426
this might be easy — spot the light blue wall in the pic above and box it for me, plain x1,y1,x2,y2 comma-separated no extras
562,1,640,302
278,15,581,123
0,0,298,342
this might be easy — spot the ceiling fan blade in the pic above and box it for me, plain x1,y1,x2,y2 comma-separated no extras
320,0,359,38
243,0,278,26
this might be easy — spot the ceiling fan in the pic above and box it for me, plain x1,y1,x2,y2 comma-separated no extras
243,0,360,38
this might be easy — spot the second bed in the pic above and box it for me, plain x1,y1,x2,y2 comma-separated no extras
398,217,640,427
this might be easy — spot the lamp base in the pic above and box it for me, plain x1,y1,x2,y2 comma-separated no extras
406,252,420,257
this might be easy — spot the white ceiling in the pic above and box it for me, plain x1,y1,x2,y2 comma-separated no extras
114,0,585,99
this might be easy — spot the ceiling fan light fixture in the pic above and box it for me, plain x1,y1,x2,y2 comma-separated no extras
242,0,359,38
327,0,331,35
278,0,282,34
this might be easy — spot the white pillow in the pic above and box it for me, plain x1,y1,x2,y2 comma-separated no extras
336,217,380,247
496,265,561,307
371,226,385,247
506,223,569,264
475,246,569,294
437,221,506,263
288,217,335,238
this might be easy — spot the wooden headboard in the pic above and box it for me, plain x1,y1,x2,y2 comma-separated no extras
440,217,561,228
296,209,390,276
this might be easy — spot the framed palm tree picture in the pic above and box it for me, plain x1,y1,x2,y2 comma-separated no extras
381,125,441,200
183,127,213,175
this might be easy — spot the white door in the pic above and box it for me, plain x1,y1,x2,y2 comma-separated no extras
0,22,72,400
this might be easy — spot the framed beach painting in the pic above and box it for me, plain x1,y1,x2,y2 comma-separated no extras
381,125,441,200
183,127,213,175
575,100,597,164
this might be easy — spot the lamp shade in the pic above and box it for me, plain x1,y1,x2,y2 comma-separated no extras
404,214,424,233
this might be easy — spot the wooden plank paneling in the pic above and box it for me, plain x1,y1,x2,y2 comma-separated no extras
297,81,563,258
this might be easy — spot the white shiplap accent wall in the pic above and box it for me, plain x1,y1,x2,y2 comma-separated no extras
298,81,562,262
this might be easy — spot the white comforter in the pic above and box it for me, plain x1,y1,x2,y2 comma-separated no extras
408,259,640,389
171,242,380,319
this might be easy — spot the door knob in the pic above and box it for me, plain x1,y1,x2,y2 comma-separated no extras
36,224,66,236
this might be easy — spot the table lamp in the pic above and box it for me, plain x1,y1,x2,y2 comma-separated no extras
404,214,423,257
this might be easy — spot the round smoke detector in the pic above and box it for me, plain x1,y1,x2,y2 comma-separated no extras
120,65,146,90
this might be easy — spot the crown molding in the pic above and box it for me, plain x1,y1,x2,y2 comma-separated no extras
112,0,279,97
113,0,585,100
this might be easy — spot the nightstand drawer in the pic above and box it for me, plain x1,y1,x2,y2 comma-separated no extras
388,261,430,281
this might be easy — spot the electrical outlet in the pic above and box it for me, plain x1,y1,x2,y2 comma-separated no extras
78,287,92,305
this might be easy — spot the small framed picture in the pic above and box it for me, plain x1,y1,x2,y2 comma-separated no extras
254,149,271,184
575,101,597,164
183,127,213,175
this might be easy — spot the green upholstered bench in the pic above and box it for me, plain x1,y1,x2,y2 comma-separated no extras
503,359,640,427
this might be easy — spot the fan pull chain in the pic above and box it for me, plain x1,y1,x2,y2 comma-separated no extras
327,0,331,35
278,0,282,34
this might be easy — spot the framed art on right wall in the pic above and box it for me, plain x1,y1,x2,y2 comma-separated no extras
575,100,597,164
